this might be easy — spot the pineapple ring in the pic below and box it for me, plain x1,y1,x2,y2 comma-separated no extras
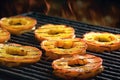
41,38,87,60
83,32,120,53
0,28,10,43
34,24,75,42
52,54,103,80
0,43,42,67
0,16,37,35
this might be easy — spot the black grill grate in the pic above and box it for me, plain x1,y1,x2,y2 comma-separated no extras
0,12,120,80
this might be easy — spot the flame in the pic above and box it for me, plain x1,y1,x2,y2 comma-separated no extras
45,0,120,28
61,0,76,20
29,0,49,14
1,0,120,28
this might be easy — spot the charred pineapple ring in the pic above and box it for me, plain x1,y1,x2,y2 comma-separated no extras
34,24,75,42
41,38,87,60
0,16,37,35
52,54,103,80
0,43,42,67
83,32,120,53
0,28,10,43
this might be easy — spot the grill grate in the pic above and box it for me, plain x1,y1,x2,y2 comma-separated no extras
0,12,120,80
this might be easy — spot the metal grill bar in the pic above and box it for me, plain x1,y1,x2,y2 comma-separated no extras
0,12,120,80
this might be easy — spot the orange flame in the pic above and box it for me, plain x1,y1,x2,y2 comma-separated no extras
45,0,120,28
0,0,120,28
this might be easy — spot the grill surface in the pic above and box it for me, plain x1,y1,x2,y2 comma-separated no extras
0,12,120,80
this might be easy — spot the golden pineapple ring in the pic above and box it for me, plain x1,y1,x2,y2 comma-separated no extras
83,32,120,53
0,43,42,67
0,16,37,35
52,54,103,79
41,38,87,60
34,24,75,42
0,28,10,43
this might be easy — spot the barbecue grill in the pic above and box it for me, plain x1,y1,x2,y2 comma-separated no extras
0,12,120,80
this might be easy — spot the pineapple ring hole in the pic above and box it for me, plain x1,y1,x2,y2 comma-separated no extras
5,46,27,56
57,40,73,49
68,59,87,67
48,29,64,35
9,19,27,25
95,34,115,42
